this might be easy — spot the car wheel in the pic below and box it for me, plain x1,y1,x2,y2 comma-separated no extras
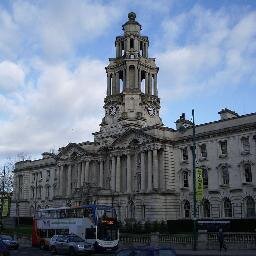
51,246,57,255
69,247,77,256
39,241,45,250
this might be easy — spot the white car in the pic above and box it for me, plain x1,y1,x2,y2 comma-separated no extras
50,234,94,255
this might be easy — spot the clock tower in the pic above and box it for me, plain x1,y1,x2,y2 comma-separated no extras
95,12,163,142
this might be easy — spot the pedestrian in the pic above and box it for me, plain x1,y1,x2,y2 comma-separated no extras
217,228,227,252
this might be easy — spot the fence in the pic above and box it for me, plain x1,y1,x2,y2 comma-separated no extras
120,231,256,250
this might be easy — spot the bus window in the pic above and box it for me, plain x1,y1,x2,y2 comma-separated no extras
60,210,66,218
56,229,69,235
86,228,96,239
67,209,76,218
84,208,93,217
76,208,83,218
38,229,47,238
48,229,55,238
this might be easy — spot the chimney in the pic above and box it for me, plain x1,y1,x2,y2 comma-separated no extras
218,108,239,120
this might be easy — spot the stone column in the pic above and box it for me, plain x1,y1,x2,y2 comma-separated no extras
67,164,72,196
85,160,89,183
107,74,111,96
145,72,149,94
81,161,85,187
119,41,122,56
112,73,116,95
135,66,138,89
141,152,146,192
138,68,141,91
154,73,158,96
127,153,132,193
145,42,148,58
153,149,159,190
59,165,64,196
126,65,129,90
99,160,104,188
148,73,152,95
116,41,119,57
116,155,121,192
116,72,120,93
111,156,116,191
77,163,81,189
147,150,153,192
123,69,126,91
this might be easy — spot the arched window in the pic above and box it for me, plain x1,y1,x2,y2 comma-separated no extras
244,164,252,183
202,169,208,188
224,198,232,217
222,166,229,185
183,171,189,188
184,201,190,218
130,38,134,49
202,200,210,218
246,197,255,218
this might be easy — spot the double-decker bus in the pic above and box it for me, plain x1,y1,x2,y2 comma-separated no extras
32,204,119,251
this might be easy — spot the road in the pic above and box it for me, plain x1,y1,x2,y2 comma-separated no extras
10,247,115,256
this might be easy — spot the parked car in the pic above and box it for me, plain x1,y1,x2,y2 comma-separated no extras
50,234,94,255
0,239,9,256
115,246,176,256
0,235,19,250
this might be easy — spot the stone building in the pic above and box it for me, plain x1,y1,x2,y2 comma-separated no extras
11,13,256,223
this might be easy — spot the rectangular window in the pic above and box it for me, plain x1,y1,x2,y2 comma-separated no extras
219,140,228,155
46,186,50,198
200,144,207,158
183,171,189,188
46,170,50,181
241,137,250,153
181,147,188,161
18,176,23,199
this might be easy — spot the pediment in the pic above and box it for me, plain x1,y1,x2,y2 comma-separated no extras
110,128,157,149
57,143,86,161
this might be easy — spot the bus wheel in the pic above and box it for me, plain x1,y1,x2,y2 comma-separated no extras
69,247,76,256
39,241,45,250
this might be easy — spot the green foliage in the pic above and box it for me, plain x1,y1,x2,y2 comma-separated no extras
3,225,32,236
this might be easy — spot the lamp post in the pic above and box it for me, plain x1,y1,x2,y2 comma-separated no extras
192,109,197,250
0,166,5,230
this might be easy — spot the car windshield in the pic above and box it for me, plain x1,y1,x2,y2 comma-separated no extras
0,235,12,240
67,236,84,242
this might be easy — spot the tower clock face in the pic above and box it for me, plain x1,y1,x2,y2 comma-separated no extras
146,105,157,116
108,105,118,116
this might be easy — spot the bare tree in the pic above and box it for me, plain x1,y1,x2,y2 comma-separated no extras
1,153,31,193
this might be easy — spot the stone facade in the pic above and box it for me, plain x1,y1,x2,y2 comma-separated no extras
11,13,256,222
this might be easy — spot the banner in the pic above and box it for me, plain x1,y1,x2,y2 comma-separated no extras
1,198,9,217
196,168,203,202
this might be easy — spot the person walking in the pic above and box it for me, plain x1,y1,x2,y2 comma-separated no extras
218,228,227,253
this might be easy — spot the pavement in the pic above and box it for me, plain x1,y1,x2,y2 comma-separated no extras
176,249,256,256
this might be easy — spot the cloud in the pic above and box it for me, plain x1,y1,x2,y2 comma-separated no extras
157,5,256,100
0,0,120,60
0,58,106,158
0,61,25,93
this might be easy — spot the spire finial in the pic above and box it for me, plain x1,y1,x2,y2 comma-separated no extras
128,12,136,21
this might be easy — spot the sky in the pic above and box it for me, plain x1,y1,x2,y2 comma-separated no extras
0,0,256,167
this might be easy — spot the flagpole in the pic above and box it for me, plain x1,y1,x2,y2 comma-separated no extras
192,109,197,250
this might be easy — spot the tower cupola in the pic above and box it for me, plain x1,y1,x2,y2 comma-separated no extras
95,13,163,143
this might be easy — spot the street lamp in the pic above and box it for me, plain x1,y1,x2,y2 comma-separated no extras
192,109,197,251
